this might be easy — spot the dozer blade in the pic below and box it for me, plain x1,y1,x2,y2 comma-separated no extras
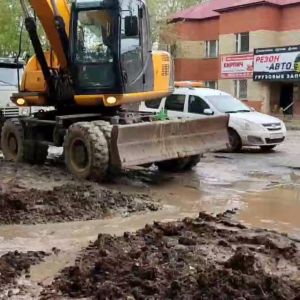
110,116,229,168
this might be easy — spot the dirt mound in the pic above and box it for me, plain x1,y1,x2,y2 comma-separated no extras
0,251,49,292
0,183,160,225
42,213,300,299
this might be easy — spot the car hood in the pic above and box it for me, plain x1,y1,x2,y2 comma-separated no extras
230,112,282,125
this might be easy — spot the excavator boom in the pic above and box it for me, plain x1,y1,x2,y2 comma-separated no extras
25,0,70,69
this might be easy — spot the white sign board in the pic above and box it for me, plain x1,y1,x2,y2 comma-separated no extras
221,54,254,79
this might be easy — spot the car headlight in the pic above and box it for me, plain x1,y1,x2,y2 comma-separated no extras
20,107,30,116
243,120,263,131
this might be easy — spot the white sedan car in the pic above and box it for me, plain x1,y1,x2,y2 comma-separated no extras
139,87,286,152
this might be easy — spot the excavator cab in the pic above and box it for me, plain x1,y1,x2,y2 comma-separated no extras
71,0,152,95
17,0,163,108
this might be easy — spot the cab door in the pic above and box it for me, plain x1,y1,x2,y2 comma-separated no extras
120,1,142,93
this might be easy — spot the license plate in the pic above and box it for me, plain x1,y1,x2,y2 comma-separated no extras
270,133,283,139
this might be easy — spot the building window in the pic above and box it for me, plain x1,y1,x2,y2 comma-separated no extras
235,32,249,53
205,40,218,58
205,81,218,89
234,80,248,99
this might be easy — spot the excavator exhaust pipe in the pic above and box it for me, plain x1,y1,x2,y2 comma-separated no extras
110,116,229,168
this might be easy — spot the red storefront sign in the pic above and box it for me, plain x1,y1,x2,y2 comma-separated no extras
221,54,254,79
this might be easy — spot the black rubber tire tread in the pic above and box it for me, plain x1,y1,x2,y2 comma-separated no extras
92,120,122,175
64,122,109,181
228,128,242,152
260,145,276,152
92,121,112,146
1,118,25,162
156,157,190,172
184,155,201,170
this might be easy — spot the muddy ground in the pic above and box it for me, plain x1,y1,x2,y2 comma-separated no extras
0,161,160,225
0,133,299,298
41,212,300,300
0,250,49,296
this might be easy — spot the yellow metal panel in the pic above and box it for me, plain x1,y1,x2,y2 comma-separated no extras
12,95,47,106
74,91,172,107
21,51,60,93
152,51,172,93
22,71,46,92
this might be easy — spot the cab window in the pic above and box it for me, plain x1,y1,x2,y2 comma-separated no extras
165,94,185,112
188,95,210,114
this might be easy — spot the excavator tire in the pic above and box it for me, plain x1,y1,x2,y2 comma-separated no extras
92,120,122,176
156,155,201,173
92,121,112,146
64,122,109,181
1,118,49,165
1,118,25,162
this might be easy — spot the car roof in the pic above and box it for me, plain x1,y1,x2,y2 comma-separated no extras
174,87,230,97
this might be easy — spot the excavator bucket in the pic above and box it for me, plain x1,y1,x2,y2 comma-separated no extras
110,116,229,168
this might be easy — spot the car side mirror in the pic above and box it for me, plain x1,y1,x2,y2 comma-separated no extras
203,108,214,115
125,16,139,37
250,107,256,112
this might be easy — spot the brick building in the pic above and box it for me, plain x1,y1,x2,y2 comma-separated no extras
166,0,300,115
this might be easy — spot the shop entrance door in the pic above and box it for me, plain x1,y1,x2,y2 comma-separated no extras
280,84,294,115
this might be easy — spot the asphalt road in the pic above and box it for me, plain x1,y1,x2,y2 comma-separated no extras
148,130,300,238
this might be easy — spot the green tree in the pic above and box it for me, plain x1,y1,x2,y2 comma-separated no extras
148,0,203,42
0,0,202,56
0,0,46,58
0,0,27,56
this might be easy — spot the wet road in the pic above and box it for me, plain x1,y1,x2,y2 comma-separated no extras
0,131,300,296
147,130,300,238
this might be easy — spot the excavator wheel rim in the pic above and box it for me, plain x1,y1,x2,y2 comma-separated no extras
7,133,18,157
70,138,89,171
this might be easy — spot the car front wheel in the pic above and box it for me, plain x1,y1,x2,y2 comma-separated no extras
228,128,242,152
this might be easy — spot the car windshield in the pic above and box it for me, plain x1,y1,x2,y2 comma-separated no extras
206,95,251,113
0,67,23,87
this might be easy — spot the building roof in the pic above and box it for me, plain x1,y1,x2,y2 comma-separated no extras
170,0,300,22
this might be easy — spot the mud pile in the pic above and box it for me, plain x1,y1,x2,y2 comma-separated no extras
0,183,159,225
43,212,300,299
0,251,49,293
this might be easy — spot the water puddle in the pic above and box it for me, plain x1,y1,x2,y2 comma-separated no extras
0,207,196,287
238,184,300,238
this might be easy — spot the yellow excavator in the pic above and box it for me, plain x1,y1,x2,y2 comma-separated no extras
0,0,229,180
